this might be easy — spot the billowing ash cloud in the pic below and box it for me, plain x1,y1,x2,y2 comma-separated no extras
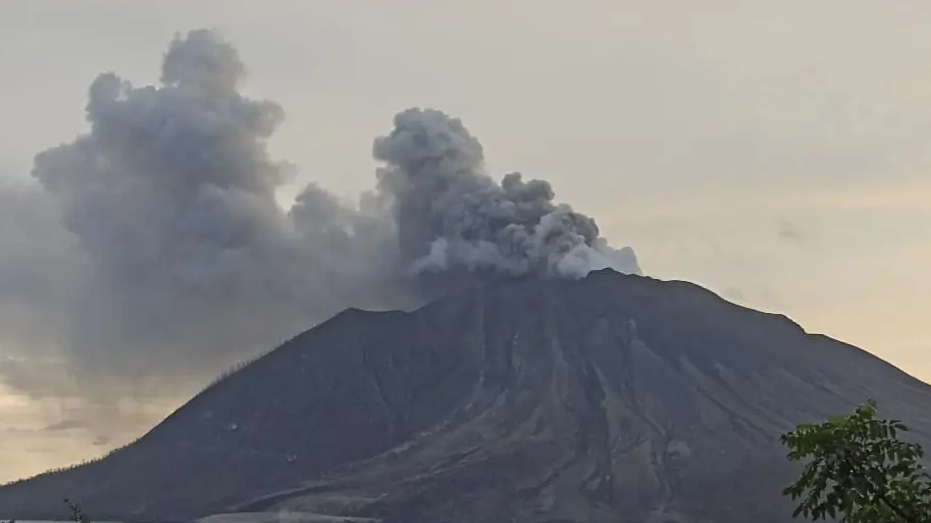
374,108,640,278
0,29,640,408
0,29,411,400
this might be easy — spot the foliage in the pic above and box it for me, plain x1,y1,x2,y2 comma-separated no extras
1,498,90,523
781,400,931,522
65,498,91,523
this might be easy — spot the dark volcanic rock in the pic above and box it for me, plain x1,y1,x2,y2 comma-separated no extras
2,270,930,522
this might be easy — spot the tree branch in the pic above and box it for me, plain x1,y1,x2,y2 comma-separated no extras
875,491,919,523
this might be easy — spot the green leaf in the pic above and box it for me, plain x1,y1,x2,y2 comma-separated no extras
780,401,931,523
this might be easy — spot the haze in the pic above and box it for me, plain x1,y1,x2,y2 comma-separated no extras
0,1,929,483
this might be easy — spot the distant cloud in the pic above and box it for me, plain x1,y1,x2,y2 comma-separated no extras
778,220,804,241
42,419,88,432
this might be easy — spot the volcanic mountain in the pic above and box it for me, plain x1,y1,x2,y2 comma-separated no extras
1,270,930,523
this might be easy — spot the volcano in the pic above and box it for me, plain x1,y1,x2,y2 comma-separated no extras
1,269,929,523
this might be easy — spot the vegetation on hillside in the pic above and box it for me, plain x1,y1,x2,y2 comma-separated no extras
781,400,931,522
2,498,90,523
0,344,283,493
5,401,931,523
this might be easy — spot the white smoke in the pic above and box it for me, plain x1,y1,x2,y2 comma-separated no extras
0,29,640,404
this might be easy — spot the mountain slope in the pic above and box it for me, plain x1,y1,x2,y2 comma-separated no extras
1,270,930,522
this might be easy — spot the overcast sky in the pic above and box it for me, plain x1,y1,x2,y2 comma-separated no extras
1,1,930,482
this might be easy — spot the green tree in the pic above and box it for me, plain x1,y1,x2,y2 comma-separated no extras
781,400,931,522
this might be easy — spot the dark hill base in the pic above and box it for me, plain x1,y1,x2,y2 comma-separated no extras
2,270,930,522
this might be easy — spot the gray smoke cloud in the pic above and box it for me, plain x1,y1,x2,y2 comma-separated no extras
374,107,640,279
0,29,640,409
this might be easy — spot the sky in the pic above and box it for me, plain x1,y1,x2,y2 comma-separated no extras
0,1,929,483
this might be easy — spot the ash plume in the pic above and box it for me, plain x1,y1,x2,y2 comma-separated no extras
373,107,641,279
0,29,640,410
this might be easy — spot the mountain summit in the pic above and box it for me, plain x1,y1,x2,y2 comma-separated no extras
2,270,930,522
